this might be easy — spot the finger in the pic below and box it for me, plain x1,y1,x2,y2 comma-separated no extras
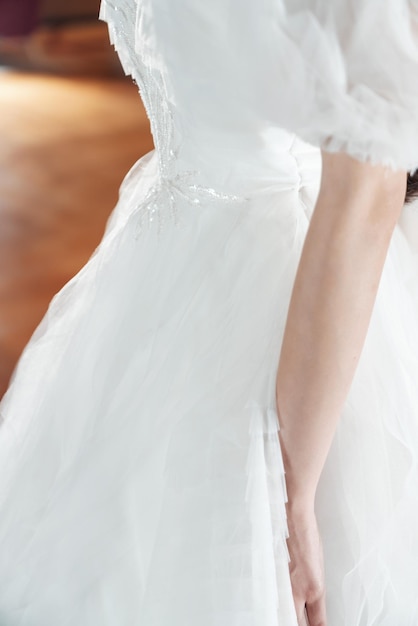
306,592,327,626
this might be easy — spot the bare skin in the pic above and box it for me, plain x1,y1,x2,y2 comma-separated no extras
275,150,407,625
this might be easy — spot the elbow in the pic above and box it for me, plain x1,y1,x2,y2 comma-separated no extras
319,150,407,233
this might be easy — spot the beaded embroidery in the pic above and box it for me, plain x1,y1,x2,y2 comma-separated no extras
134,160,242,237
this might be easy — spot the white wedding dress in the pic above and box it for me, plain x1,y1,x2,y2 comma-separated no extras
0,1,418,624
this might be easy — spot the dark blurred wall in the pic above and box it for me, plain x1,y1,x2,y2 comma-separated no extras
0,0,119,75
0,0,100,37
41,0,101,23
0,0,40,36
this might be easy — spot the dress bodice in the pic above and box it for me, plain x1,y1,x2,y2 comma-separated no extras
100,0,324,202
100,0,418,196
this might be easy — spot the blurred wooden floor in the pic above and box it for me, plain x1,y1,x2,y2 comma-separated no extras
0,69,153,397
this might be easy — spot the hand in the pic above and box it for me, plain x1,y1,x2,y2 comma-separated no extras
286,505,327,626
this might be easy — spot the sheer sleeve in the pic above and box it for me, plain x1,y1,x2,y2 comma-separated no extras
272,1,418,172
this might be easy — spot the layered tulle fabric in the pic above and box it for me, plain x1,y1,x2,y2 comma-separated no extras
0,0,417,624
0,146,322,625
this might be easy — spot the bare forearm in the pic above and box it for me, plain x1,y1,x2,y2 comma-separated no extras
276,151,406,510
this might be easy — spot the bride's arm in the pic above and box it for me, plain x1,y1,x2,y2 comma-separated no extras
275,150,407,625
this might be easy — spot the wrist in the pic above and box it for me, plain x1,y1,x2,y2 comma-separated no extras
284,476,316,519
285,492,315,514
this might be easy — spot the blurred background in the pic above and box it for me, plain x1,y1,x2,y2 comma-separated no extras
0,0,154,397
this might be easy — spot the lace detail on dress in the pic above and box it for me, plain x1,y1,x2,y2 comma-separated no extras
99,0,244,236
99,0,175,169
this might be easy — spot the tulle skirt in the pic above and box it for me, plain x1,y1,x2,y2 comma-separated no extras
0,141,417,625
